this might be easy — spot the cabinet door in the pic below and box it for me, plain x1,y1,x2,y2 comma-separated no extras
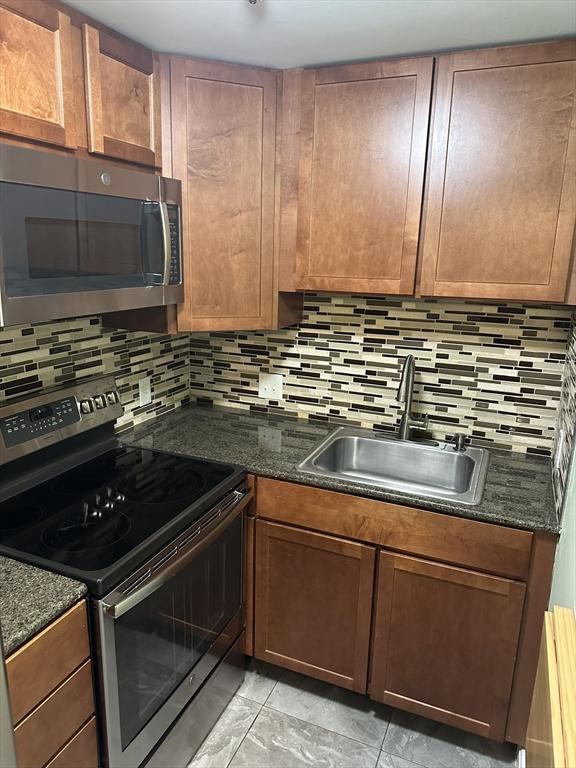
295,57,433,294
0,0,76,147
254,520,375,692
83,24,161,167
420,41,576,302
171,59,277,331
370,551,526,741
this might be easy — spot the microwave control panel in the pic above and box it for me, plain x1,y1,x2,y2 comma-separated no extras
168,205,182,285
0,397,80,448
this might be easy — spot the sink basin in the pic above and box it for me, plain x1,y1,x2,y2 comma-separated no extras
297,428,490,505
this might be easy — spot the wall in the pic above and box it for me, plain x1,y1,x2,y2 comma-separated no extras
0,316,190,430
554,313,576,511
190,294,572,455
549,445,576,611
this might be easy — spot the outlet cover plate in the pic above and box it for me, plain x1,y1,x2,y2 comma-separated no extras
138,377,152,407
258,373,283,400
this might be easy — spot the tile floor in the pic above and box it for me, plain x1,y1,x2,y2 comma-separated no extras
188,660,518,768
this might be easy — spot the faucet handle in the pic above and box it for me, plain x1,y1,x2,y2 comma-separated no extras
447,433,468,452
412,414,429,431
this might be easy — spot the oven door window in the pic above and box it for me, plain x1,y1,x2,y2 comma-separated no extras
0,181,164,296
114,514,243,751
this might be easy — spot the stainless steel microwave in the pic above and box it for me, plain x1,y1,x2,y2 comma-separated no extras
0,144,183,327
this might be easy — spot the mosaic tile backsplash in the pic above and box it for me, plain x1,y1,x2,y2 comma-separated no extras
0,316,190,430
189,294,573,456
554,313,576,513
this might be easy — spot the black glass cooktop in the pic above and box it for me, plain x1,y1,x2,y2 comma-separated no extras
0,445,242,595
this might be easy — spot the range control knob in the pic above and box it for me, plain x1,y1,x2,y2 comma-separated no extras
94,395,106,410
80,399,94,414
105,391,119,405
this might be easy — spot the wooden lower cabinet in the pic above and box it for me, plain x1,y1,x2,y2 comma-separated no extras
254,519,375,692
369,550,526,741
46,718,98,768
6,601,98,768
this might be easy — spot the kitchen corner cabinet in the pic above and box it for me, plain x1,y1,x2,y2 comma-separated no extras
0,0,76,148
6,600,98,768
369,551,526,741
295,57,433,294
82,24,161,167
420,40,576,302
254,519,375,692
171,59,280,331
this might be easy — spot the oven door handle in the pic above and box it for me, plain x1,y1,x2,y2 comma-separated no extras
102,487,252,619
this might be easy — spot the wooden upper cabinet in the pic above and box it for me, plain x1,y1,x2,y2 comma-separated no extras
83,24,161,167
171,59,278,331
295,57,433,294
420,41,576,302
0,0,76,148
254,520,375,693
370,550,526,741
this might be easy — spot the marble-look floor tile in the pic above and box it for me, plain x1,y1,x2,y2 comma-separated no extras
230,707,380,768
378,751,425,768
266,669,391,748
188,695,260,768
382,710,517,768
235,658,284,704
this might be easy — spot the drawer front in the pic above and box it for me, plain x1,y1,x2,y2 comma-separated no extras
45,717,98,768
14,660,94,768
257,477,533,580
7,601,89,723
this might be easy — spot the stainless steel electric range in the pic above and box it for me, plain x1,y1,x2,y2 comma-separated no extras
0,376,250,768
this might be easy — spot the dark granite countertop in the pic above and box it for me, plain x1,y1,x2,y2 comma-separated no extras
122,403,560,534
0,557,87,656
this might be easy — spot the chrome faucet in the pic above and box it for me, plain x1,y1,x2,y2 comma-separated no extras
396,355,429,441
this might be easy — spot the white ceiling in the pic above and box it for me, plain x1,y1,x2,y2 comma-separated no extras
66,0,576,68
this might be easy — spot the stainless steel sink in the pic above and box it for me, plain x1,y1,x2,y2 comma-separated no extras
297,428,490,505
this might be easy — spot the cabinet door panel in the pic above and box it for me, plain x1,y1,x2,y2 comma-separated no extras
83,24,160,167
421,41,576,302
254,520,375,692
0,0,76,147
296,57,433,294
171,59,276,331
370,551,525,740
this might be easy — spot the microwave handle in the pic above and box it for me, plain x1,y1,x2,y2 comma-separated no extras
160,202,171,285
102,487,251,619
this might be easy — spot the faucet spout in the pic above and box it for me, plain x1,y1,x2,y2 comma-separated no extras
397,354,415,404
396,355,427,441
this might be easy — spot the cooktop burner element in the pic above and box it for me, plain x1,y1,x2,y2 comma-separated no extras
52,469,108,495
0,505,44,532
0,444,241,594
42,507,132,552
119,459,207,504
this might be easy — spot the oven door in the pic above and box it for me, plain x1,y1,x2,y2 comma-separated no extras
94,490,248,768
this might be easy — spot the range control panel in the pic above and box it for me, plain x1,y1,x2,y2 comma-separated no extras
0,376,123,464
0,397,80,448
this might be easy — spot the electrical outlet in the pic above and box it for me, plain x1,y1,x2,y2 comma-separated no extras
258,373,283,400
138,377,152,407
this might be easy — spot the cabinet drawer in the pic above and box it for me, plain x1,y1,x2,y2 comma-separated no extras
7,601,90,723
45,717,98,768
14,660,94,768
